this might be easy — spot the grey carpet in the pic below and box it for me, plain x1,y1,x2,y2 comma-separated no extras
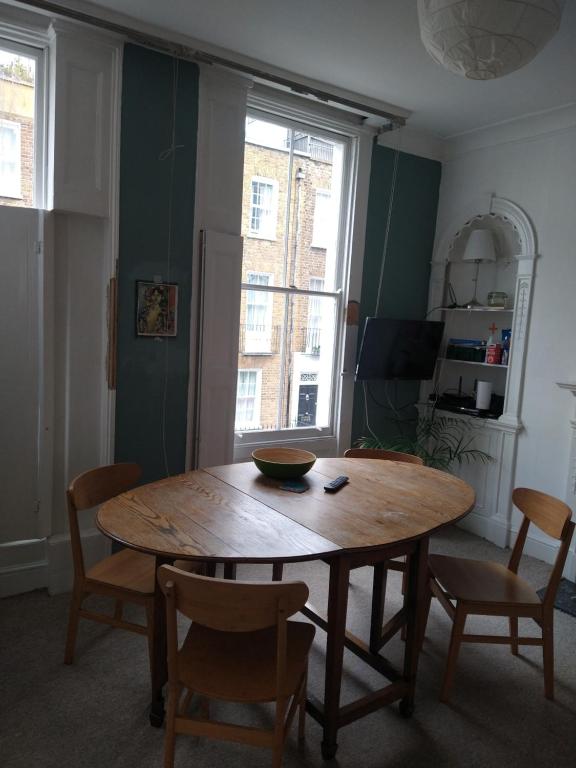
1,527,576,768
537,578,576,618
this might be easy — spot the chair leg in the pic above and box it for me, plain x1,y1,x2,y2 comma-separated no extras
163,683,179,768
223,562,237,580
273,697,287,768
542,620,554,700
204,562,217,578
272,562,284,581
440,606,467,703
509,617,519,655
64,584,85,665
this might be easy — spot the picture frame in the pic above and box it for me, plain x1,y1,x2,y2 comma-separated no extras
136,281,178,337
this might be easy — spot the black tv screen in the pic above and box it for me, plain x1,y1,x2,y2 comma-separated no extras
355,318,445,381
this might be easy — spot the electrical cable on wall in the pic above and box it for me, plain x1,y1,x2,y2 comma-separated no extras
159,56,184,477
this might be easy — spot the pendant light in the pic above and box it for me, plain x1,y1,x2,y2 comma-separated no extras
417,0,563,80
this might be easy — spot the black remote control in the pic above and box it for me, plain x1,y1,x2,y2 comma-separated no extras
324,475,349,493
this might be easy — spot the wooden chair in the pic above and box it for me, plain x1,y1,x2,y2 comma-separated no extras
344,448,425,651
158,565,315,768
64,463,200,670
426,487,574,702
343,448,424,464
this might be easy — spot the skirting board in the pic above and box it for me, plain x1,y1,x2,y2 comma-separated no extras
459,512,576,582
0,529,112,598
0,559,48,598
0,538,47,598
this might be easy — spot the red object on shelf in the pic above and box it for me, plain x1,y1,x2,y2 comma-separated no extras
486,344,502,364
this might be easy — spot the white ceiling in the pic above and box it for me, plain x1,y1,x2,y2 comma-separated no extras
84,0,576,138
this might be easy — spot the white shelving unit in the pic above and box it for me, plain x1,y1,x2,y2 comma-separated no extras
424,195,538,548
434,305,514,410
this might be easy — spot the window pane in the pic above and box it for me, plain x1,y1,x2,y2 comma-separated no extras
238,114,345,438
242,120,344,291
236,289,337,432
0,48,36,206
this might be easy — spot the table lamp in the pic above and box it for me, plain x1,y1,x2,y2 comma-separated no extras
462,229,496,308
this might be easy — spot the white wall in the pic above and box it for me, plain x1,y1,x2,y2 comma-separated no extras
437,106,576,575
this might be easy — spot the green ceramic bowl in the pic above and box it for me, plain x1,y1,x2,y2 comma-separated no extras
252,447,317,480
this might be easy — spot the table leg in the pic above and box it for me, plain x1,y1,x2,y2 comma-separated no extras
223,562,237,580
149,555,170,727
369,561,388,653
321,555,350,760
399,537,429,718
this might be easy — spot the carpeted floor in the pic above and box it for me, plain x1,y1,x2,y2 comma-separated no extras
1,526,575,768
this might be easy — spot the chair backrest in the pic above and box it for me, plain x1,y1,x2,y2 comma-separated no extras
66,463,142,580
509,487,574,607
158,565,309,633
344,447,424,465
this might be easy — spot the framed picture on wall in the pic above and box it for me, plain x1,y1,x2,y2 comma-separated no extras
136,281,178,337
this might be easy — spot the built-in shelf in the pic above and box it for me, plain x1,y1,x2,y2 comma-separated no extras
440,306,514,313
439,357,508,369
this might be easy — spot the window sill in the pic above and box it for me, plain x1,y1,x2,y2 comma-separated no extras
246,233,277,242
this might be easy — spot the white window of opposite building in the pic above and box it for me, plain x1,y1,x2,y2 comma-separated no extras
235,369,262,431
312,189,331,249
0,119,21,197
244,272,274,354
306,277,324,355
249,176,278,239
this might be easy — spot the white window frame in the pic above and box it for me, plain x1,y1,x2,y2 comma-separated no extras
311,189,331,249
248,176,279,240
0,34,47,208
244,271,274,354
0,119,21,197
234,100,375,461
235,369,262,431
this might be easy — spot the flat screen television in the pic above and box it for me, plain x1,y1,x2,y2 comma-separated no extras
355,317,445,381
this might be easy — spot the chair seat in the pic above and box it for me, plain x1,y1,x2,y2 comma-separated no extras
429,554,541,606
86,549,201,595
178,620,315,702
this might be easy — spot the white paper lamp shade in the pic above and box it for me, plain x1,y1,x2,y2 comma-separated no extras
463,229,497,262
418,0,562,80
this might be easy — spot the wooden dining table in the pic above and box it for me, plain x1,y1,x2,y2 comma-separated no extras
97,457,474,759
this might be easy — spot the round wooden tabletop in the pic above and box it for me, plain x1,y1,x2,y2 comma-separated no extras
96,457,475,563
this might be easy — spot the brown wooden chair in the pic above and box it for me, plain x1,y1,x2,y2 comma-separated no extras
158,565,315,768
344,448,425,651
426,487,574,702
64,462,200,670
343,448,424,464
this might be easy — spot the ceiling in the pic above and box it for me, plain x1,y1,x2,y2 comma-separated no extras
83,0,576,137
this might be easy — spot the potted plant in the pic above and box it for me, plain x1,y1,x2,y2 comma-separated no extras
356,412,492,471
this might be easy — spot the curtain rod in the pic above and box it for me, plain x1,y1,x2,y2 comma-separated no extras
12,0,406,129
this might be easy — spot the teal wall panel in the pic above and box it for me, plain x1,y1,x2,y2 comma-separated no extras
115,45,198,483
351,144,442,444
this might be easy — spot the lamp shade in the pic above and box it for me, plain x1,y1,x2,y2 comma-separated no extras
462,229,497,262
417,0,562,80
